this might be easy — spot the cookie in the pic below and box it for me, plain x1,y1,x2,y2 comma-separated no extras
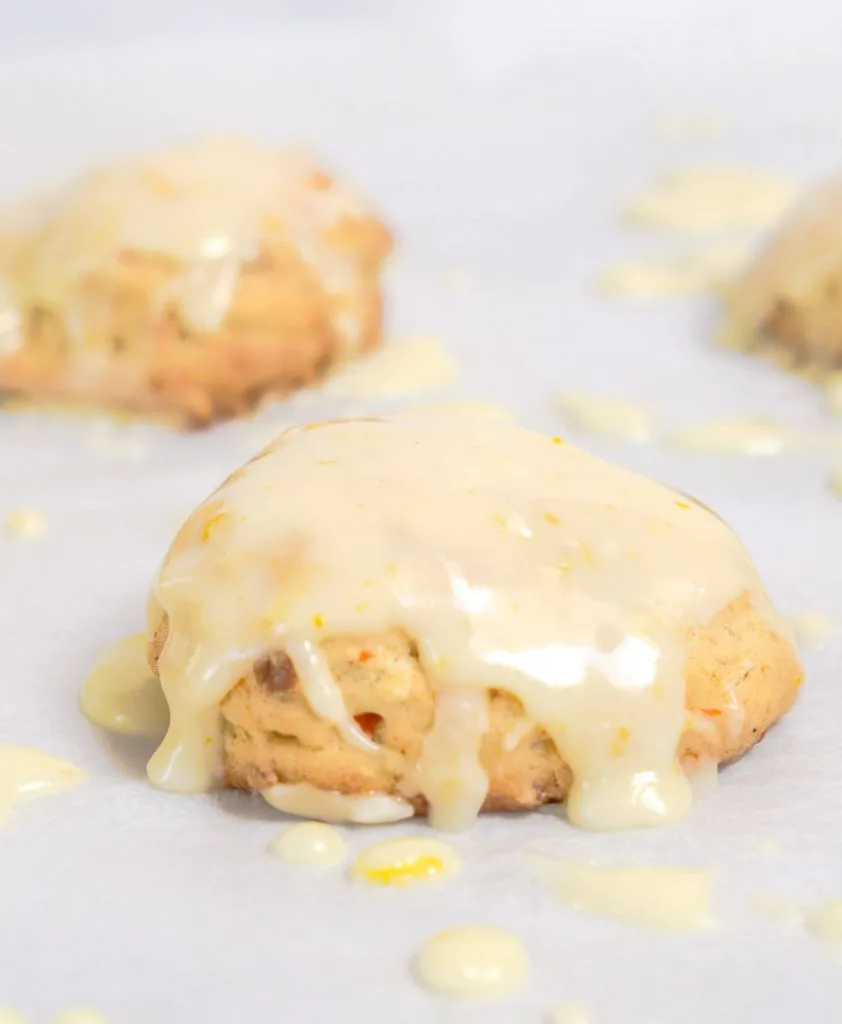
145,407,801,830
0,137,392,426
722,176,842,376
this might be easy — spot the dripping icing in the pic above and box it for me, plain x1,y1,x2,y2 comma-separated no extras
147,407,788,830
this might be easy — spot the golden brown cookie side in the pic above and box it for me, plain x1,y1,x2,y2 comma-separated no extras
0,215,392,427
682,592,802,765
144,591,801,815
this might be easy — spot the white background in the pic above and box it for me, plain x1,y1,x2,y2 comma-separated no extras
1,2,841,1021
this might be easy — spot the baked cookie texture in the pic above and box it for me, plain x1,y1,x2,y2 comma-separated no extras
0,137,391,426
722,176,842,376
148,594,801,813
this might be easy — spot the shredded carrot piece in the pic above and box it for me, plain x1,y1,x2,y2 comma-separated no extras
354,712,382,737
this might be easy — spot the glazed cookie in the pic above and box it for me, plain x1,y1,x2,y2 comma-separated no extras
145,407,801,831
722,175,842,377
0,137,391,426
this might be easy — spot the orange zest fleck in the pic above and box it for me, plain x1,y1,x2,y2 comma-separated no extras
543,512,560,525
309,170,333,191
675,500,691,509
610,726,631,758
312,614,325,628
364,855,444,886
358,650,374,663
552,436,564,445
201,512,226,542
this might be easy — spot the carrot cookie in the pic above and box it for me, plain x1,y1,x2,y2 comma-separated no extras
722,175,842,376
0,137,391,426
144,407,801,830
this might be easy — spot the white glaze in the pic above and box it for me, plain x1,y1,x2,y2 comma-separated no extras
624,167,797,232
267,821,347,867
556,393,655,441
789,610,837,648
81,633,169,738
49,1011,108,1024
322,336,458,398
350,836,461,886
529,855,717,931
262,782,414,824
4,507,46,539
147,407,789,831
0,745,84,824
550,1004,592,1024
598,241,750,300
414,925,529,999
668,417,794,455
805,900,842,945
0,136,376,349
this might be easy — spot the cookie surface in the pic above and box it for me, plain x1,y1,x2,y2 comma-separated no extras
145,408,801,829
0,137,391,426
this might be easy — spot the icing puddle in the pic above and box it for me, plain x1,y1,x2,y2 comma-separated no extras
550,1004,592,1024
789,611,837,649
669,417,797,455
597,241,750,300
556,392,656,441
80,633,169,738
670,417,842,455
321,336,458,398
4,507,47,540
829,467,842,500
528,855,717,931
350,836,461,887
413,925,529,1000
0,745,85,823
50,1011,108,1024
624,167,798,233
268,821,348,867
805,900,842,947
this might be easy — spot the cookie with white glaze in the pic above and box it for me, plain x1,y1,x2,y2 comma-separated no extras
145,409,802,829
0,137,391,426
722,176,842,377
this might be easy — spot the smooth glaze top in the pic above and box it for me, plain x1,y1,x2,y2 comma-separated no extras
148,406,785,831
0,135,371,337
